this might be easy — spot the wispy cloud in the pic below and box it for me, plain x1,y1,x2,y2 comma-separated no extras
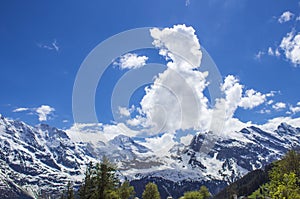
12,105,55,122
258,108,271,114
37,39,59,52
185,0,190,6
267,47,280,57
254,50,265,60
12,107,29,112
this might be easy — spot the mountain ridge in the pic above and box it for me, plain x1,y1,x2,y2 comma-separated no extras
0,114,299,198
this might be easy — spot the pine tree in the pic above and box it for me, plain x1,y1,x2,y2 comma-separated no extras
118,180,135,199
106,190,120,199
199,186,210,199
60,181,75,199
182,191,203,199
78,161,94,199
180,186,210,199
66,181,75,199
142,182,160,199
92,156,119,199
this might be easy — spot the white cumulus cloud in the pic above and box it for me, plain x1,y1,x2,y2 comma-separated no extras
133,24,210,135
278,11,294,23
118,106,131,117
116,53,148,69
36,105,55,121
272,102,286,110
12,105,55,122
279,30,300,66
259,117,300,132
65,24,278,154
221,76,269,115
239,89,267,109
290,105,300,114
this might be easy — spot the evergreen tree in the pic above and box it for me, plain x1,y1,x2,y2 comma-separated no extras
118,180,135,199
142,182,161,199
61,181,75,199
199,186,210,199
105,190,120,199
94,156,119,199
66,181,75,199
78,161,95,199
180,186,210,199
78,157,120,199
182,191,203,199
60,191,65,199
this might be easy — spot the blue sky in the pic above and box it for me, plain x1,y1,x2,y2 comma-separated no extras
1,0,300,135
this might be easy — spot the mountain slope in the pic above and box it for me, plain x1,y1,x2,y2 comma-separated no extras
0,114,300,198
0,115,93,198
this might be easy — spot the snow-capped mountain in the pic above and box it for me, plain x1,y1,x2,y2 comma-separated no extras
0,114,299,198
0,115,93,198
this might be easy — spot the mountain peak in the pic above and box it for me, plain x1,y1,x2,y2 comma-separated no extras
109,134,150,154
276,122,298,136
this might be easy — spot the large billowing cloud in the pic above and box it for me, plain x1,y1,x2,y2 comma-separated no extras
67,24,277,152
123,25,273,142
131,24,210,135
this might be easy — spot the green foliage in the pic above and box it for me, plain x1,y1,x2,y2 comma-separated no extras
142,182,161,199
93,156,119,199
78,161,94,199
180,186,211,199
199,186,210,199
76,157,137,199
248,184,269,199
267,172,300,198
183,191,203,199
248,150,300,199
118,181,135,199
105,190,120,199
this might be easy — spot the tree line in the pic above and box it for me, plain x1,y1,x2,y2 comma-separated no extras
248,150,300,199
60,156,210,199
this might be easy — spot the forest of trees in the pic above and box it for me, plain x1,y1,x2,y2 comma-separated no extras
60,156,211,199
60,150,300,199
248,150,300,199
